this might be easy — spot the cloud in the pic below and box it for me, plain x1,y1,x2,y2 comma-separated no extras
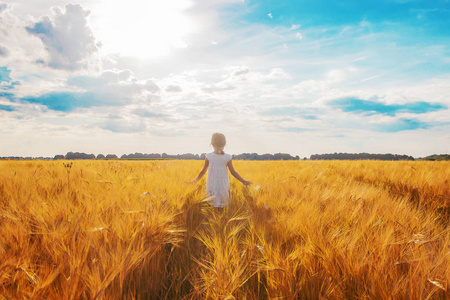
21,69,161,112
370,118,447,133
96,119,147,133
295,32,303,40
267,68,291,80
131,108,168,118
232,67,250,76
0,3,7,13
267,13,273,19
25,4,98,70
280,127,314,133
165,84,182,92
194,66,291,96
202,84,236,93
329,97,447,116
261,106,319,120
0,45,8,57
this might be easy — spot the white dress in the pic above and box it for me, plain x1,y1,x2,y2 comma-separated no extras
206,152,232,207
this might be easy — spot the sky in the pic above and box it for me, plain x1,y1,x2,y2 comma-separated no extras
0,0,449,158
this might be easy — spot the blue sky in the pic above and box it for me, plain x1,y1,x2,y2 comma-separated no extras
245,0,450,28
0,0,449,157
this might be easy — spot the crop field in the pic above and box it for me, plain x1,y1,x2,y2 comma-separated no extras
0,160,449,299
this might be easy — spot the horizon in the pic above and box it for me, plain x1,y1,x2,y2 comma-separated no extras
0,0,449,157
2,150,444,160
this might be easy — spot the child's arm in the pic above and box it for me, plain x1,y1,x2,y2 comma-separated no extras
187,158,209,183
227,160,252,186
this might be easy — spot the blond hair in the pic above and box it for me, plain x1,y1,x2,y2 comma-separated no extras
211,133,226,154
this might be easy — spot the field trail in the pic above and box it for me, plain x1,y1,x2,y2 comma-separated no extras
0,160,449,299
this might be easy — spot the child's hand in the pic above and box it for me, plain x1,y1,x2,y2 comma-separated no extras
185,179,196,185
242,180,252,186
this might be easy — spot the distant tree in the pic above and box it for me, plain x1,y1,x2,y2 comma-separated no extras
178,153,199,159
310,152,414,161
54,154,64,160
232,152,299,160
65,152,95,160
121,152,162,159
106,154,118,159
96,154,105,159
147,153,162,159
422,154,450,161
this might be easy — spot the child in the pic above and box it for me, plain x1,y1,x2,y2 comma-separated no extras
189,133,252,208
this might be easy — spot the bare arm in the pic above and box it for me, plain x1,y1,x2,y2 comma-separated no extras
227,160,252,186
187,158,209,183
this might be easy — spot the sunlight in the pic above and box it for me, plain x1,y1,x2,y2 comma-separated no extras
92,0,195,58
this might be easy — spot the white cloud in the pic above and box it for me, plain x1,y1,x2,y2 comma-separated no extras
18,69,161,112
0,4,47,65
165,84,183,93
266,68,291,80
96,118,146,133
25,4,99,70
295,32,303,40
326,69,347,84
0,45,9,56
0,3,7,13
267,13,273,19
359,20,370,27
3,0,94,17
231,66,250,77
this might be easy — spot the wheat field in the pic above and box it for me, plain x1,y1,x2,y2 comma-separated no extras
0,159,449,299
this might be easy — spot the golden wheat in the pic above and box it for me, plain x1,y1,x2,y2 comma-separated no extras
0,160,449,299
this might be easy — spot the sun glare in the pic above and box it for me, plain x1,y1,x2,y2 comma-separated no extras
92,0,195,58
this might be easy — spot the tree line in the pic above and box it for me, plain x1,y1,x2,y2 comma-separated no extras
232,153,300,160
53,152,300,160
309,152,414,161
3,151,425,161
